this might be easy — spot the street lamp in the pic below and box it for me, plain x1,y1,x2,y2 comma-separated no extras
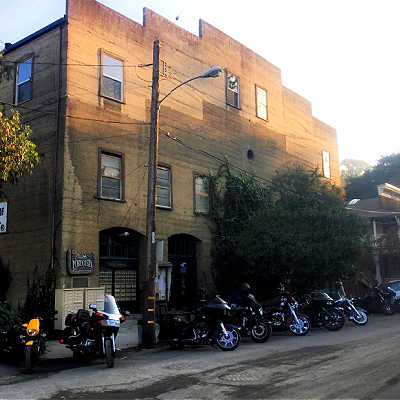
142,39,221,347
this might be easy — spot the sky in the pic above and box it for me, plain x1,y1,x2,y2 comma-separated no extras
1,0,399,166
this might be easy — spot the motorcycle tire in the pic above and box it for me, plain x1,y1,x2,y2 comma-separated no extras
251,322,272,343
105,338,114,368
383,304,394,315
215,328,240,351
351,309,368,325
288,315,311,336
24,346,32,372
324,310,345,331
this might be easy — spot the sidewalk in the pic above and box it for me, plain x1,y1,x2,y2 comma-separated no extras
43,315,141,359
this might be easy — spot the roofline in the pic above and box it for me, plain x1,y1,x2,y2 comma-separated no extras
3,17,66,55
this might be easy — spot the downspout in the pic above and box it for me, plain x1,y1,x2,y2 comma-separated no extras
372,218,382,284
50,21,64,270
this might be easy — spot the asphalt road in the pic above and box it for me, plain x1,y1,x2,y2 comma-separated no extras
1,313,400,399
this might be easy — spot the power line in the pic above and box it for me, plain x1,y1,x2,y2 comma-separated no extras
0,59,151,68
0,100,151,126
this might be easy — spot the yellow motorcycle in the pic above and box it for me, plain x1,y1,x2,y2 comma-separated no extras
20,317,46,371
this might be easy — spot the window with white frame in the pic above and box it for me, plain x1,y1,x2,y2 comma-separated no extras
16,58,33,104
156,166,172,208
322,151,331,179
226,72,240,108
101,53,123,101
256,86,268,120
99,151,123,200
194,176,209,214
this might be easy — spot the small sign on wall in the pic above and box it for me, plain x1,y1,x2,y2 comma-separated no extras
66,249,95,275
0,202,7,233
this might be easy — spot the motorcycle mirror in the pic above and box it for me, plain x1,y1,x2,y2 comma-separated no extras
89,304,97,310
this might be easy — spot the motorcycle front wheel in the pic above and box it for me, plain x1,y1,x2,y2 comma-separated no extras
351,309,368,325
251,322,272,343
24,346,32,372
105,338,114,368
288,315,310,336
215,328,240,351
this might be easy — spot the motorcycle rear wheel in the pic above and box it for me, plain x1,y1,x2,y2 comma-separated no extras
383,304,394,315
216,328,240,351
24,346,32,372
251,323,271,343
288,315,310,336
105,338,114,368
324,310,345,331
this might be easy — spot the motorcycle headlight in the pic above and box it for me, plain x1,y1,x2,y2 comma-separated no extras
326,301,333,305
259,307,263,315
28,329,37,336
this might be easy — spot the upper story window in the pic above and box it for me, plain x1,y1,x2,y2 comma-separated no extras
322,151,331,179
99,150,124,200
156,166,172,209
101,53,124,102
226,72,240,108
194,175,209,214
256,85,268,120
16,58,32,104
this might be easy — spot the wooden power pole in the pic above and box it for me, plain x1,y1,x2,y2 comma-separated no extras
142,39,160,347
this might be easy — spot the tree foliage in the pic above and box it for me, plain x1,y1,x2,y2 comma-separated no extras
0,109,39,189
345,153,400,200
209,164,368,298
340,158,372,186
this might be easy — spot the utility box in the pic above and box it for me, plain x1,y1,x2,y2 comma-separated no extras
54,287,105,330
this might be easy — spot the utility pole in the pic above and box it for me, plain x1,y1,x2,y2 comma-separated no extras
142,39,160,347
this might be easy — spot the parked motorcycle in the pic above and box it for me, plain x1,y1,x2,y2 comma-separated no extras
229,293,272,343
356,285,396,315
0,317,46,371
335,296,368,325
263,291,311,336
166,295,241,351
301,291,345,331
60,294,125,368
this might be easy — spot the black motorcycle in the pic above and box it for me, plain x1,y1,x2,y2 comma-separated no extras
263,292,311,336
301,291,345,331
165,295,241,351
229,293,272,343
335,295,368,325
60,294,125,368
356,285,396,315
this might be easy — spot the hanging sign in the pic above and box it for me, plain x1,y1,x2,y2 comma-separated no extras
0,202,7,233
67,249,95,275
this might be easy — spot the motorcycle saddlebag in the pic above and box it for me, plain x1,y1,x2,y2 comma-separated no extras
76,309,90,322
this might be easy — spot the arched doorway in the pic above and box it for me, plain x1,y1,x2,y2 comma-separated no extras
99,227,144,312
168,234,199,309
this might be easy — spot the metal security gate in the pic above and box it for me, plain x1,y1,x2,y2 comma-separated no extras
99,227,143,312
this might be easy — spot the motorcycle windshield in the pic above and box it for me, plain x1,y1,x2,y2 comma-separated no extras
102,294,122,319
311,291,333,301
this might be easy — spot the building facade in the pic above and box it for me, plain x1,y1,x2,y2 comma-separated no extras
0,0,340,311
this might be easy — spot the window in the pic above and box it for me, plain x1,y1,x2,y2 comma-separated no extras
101,53,123,101
194,176,209,214
322,151,331,179
226,72,240,108
99,151,123,200
16,58,32,103
156,166,172,208
256,86,268,120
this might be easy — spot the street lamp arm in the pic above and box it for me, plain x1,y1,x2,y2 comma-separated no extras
158,66,222,107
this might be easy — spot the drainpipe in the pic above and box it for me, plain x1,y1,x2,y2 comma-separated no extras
372,218,382,284
50,22,64,270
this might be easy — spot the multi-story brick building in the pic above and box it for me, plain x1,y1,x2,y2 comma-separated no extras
0,0,340,312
